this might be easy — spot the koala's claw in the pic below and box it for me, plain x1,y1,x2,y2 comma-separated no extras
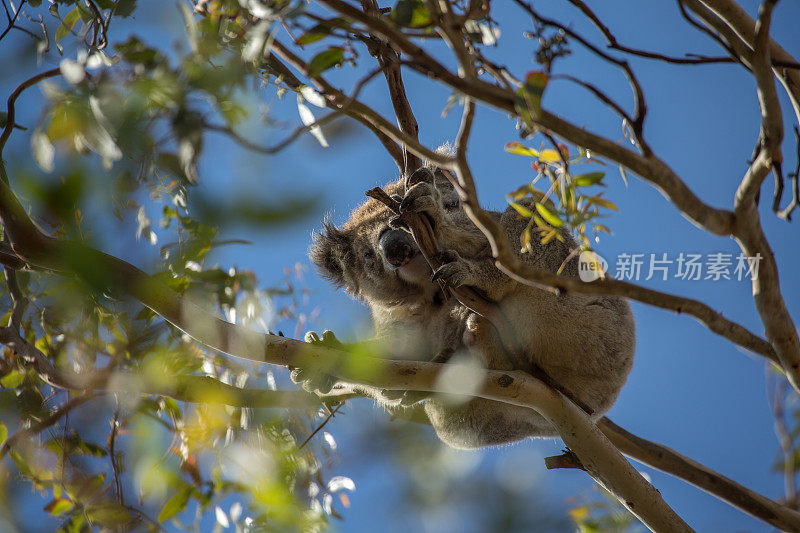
304,329,344,349
290,366,337,394
431,250,459,265
291,330,344,394
406,167,435,188
400,183,441,217
431,251,473,287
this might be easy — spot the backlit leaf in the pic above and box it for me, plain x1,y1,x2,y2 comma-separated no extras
307,47,344,76
587,195,618,211
504,142,539,157
44,498,74,516
56,8,81,53
508,201,533,218
535,202,564,227
391,0,432,28
297,18,347,45
572,172,605,187
158,487,192,522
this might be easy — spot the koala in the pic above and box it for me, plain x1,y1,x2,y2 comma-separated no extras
300,164,635,449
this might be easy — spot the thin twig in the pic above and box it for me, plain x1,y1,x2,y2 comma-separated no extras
109,402,124,505
0,394,100,460
0,68,61,159
513,0,649,152
0,0,25,43
299,403,341,449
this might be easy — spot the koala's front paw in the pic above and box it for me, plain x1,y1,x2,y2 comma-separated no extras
430,250,476,288
400,181,442,219
405,166,436,188
401,168,442,219
290,330,344,394
304,330,344,350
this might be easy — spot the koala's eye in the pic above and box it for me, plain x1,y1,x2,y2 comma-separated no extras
364,249,375,259
443,199,460,209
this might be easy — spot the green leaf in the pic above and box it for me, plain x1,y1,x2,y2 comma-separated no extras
86,503,133,527
115,0,137,17
541,228,559,244
1,370,26,388
506,183,534,200
572,172,605,187
535,202,564,227
44,498,74,516
0,421,7,444
507,201,534,218
307,47,344,76
515,71,549,125
504,142,539,157
587,195,619,211
45,434,108,457
537,149,562,163
391,0,432,28
297,18,347,45
158,487,192,522
160,397,181,420
594,224,612,234
66,473,105,502
56,8,81,53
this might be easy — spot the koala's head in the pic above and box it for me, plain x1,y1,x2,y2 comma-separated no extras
309,179,436,305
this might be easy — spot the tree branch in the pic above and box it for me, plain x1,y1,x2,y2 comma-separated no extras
0,163,691,532
0,68,61,159
359,0,422,175
687,0,800,128
0,393,100,460
599,417,800,530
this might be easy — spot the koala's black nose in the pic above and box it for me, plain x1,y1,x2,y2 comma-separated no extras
378,229,418,268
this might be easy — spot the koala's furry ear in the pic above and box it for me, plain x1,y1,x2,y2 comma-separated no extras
309,221,349,288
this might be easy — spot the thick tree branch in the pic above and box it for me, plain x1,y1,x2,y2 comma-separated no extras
0,166,691,532
716,0,800,392
266,39,450,167
599,417,800,531
317,0,737,237
359,0,422,175
4,167,798,528
309,1,800,392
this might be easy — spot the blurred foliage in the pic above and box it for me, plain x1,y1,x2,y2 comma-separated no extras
568,486,642,533
0,0,633,531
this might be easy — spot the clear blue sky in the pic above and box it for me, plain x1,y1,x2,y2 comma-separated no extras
3,1,800,531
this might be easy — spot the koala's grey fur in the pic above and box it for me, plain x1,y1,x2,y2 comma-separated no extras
304,165,635,449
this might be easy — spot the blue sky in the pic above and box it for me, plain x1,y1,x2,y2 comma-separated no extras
2,1,800,531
